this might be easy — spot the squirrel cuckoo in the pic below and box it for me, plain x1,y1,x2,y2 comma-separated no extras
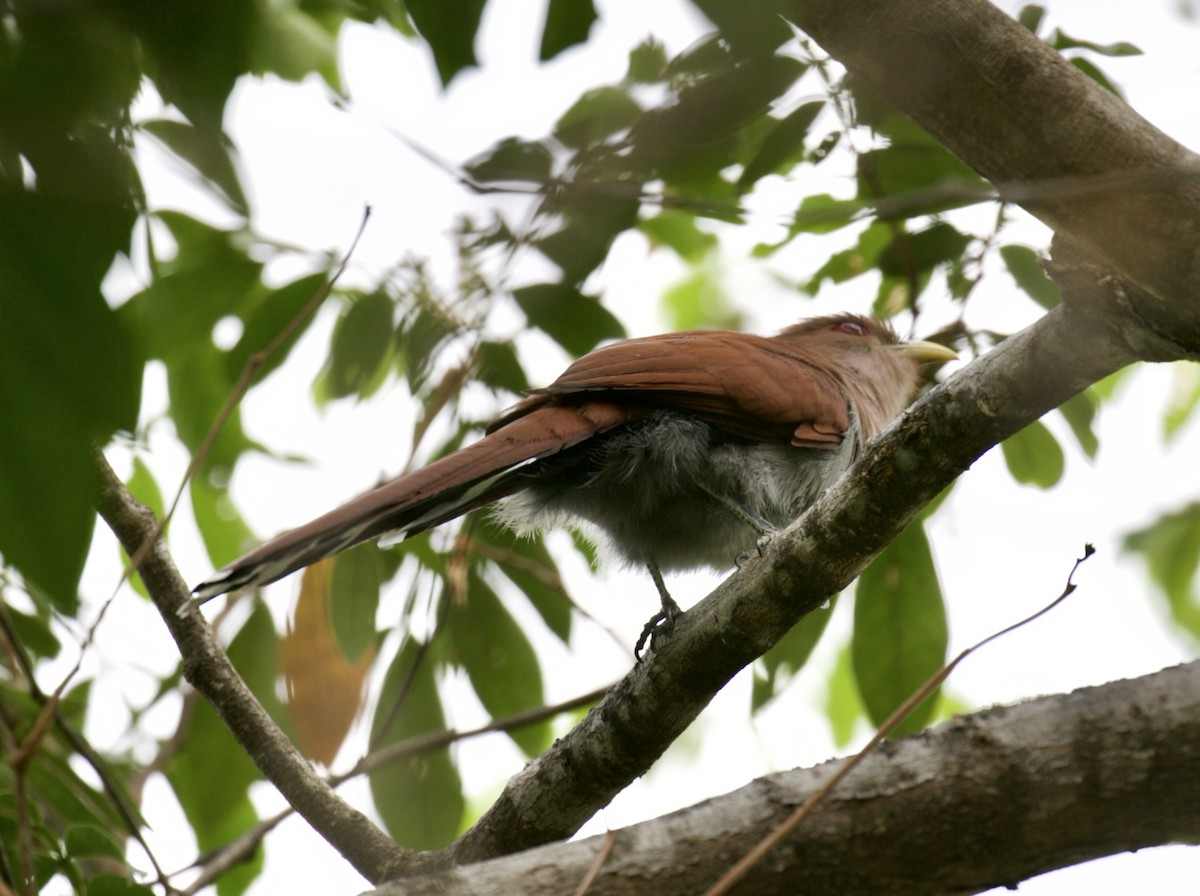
192,313,955,655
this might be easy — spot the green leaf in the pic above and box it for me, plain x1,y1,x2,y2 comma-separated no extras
738,100,825,191
753,598,836,713
329,544,383,661
190,476,257,570
0,191,142,610
87,877,157,896
477,340,530,396
447,569,550,756
1164,361,1200,442
805,221,892,293
783,193,866,237
465,137,554,185
227,272,331,386
1000,244,1061,309
512,283,625,355
660,264,737,331
825,642,866,748
141,119,248,214
405,0,487,85
853,522,947,736
554,86,642,149
474,515,572,643
253,5,340,88
1018,4,1046,34
65,824,124,860
369,639,464,848
638,210,717,262
626,38,667,83
1124,504,1200,641
1000,420,1065,488
1058,390,1099,458
536,188,641,285
3,604,61,660
539,0,597,61
878,223,971,278
315,290,396,402
1051,30,1142,57
1068,57,1124,97
857,140,983,218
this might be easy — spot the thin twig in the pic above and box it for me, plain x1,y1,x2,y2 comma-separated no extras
702,544,1096,896
572,829,617,896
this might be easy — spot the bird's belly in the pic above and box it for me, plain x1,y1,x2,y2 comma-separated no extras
493,412,855,572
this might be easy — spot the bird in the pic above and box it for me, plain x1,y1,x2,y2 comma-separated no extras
192,313,956,656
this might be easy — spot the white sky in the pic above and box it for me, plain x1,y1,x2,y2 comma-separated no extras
74,0,1200,892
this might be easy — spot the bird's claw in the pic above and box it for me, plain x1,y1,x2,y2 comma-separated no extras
634,597,682,663
735,532,775,568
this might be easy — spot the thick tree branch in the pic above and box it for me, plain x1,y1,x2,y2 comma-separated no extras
376,660,1200,895
92,452,423,884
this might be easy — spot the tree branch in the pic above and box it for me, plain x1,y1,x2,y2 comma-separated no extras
375,660,1200,895
92,451,424,884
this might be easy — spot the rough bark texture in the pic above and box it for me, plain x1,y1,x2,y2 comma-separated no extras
376,661,1200,895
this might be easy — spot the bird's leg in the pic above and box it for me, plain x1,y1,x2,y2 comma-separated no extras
635,558,682,662
697,483,777,567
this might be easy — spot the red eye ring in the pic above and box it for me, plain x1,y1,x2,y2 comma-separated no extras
833,320,869,337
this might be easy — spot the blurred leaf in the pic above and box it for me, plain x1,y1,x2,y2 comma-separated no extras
1164,361,1200,441
465,137,554,185
476,340,530,396
1068,57,1123,97
370,639,464,848
513,283,625,355
190,476,257,569
253,5,340,87
3,603,61,660
540,0,597,61
878,223,971,278
282,560,374,765
168,604,288,890
1000,420,1065,488
0,192,142,610
805,221,892,293
1001,244,1061,309
1017,4,1046,34
638,210,717,262
537,187,641,284
661,263,738,331
627,38,667,83
447,567,550,755
853,522,947,736
315,290,396,402
227,272,331,386
1051,30,1142,56
1058,390,1099,458
474,515,572,643
631,55,805,174
329,544,384,661
554,86,641,149
126,457,165,523
1124,504,1200,641
407,0,487,84
688,0,793,58
738,100,824,191
88,877,157,896
858,139,982,218
825,642,866,748
753,598,835,713
65,824,124,861
397,301,457,392
142,119,248,214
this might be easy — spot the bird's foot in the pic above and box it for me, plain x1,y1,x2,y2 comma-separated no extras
635,595,682,663
735,531,775,569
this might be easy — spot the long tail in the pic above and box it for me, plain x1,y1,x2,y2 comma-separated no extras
191,401,637,601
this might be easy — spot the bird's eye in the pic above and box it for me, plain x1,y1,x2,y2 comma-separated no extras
833,320,869,337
